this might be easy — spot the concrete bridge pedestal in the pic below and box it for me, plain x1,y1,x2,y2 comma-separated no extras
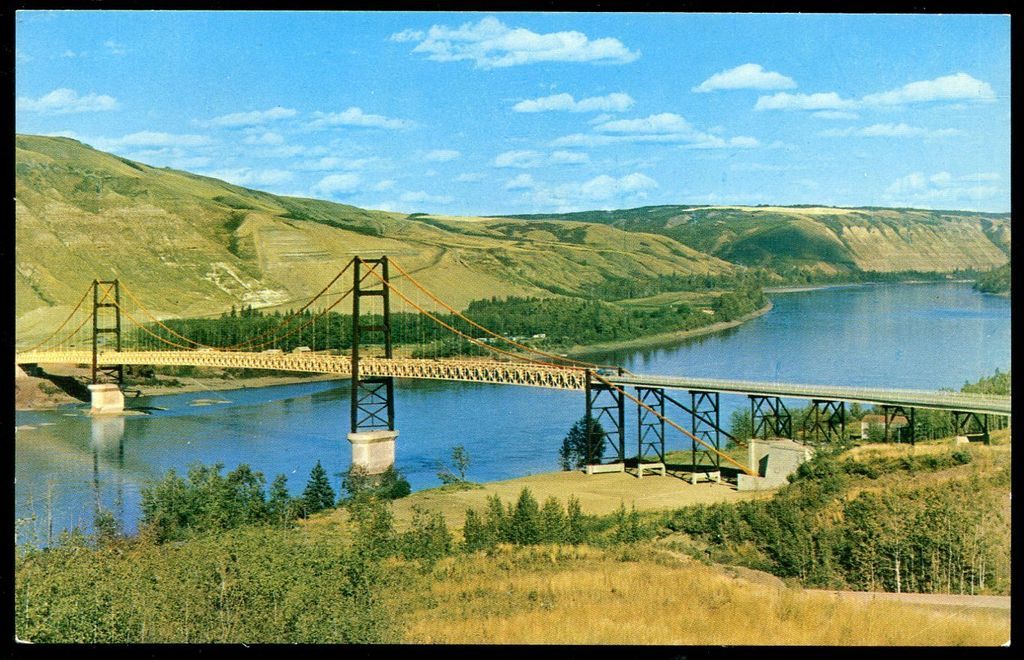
88,383,124,414
347,430,399,475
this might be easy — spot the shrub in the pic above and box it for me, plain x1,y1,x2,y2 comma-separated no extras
340,465,411,504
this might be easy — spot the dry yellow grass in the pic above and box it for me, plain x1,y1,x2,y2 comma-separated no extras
402,546,1010,645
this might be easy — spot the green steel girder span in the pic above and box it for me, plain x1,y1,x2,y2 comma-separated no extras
608,374,1011,417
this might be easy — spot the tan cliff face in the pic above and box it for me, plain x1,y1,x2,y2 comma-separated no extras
499,205,1011,276
14,135,735,343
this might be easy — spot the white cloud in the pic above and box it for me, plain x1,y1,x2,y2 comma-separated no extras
861,72,996,106
17,88,119,114
754,92,855,111
552,112,758,151
103,39,127,55
392,16,639,69
514,172,658,211
204,168,295,187
312,173,362,196
61,50,78,58
693,63,796,93
389,29,424,42
309,107,415,130
595,112,693,135
884,170,1006,209
513,92,635,113
424,149,461,162
550,150,590,165
820,123,963,139
813,110,860,120
688,135,761,149
202,106,298,128
400,190,454,205
90,131,212,151
242,131,285,145
493,150,545,168
372,179,395,191
455,172,486,182
16,48,32,63
505,174,536,190
758,73,997,114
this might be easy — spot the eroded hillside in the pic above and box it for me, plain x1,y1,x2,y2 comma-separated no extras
15,135,733,343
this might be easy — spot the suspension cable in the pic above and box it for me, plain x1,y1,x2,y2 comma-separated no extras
590,371,754,475
19,286,94,352
107,298,211,350
389,258,623,371
220,259,354,349
361,266,575,369
119,282,216,348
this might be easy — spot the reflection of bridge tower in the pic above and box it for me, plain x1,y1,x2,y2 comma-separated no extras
347,257,399,474
90,414,126,527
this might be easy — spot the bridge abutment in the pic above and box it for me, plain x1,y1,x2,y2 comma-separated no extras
88,383,124,414
347,430,399,475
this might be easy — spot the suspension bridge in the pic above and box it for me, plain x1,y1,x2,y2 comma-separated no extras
16,256,1011,482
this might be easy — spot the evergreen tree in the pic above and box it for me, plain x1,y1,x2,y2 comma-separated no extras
559,416,606,470
267,474,293,526
484,494,508,544
302,461,336,515
566,496,585,545
539,496,567,544
509,488,541,545
462,508,492,552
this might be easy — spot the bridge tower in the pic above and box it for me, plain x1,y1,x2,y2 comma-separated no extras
347,257,399,475
88,280,125,414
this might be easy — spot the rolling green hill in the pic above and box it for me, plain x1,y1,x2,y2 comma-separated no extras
15,135,733,343
500,204,1011,277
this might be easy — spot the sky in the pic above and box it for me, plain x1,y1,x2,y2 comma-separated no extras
15,11,1011,214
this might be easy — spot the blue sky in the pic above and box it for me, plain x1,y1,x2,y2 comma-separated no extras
15,11,1011,214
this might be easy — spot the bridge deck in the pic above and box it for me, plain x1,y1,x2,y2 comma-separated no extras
16,350,1011,416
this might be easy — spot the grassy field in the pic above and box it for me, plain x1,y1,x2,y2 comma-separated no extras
399,544,1009,645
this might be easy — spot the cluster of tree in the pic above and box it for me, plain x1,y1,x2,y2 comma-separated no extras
129,277,767,355
960,368,1010,396
138,461,341,542
769,266,983,287
577,269,772,302
340,465,411,503
15,524,399,643
973,263,1010,295
667,448,1009,594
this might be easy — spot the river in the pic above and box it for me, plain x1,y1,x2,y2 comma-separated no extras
14,281,1011,543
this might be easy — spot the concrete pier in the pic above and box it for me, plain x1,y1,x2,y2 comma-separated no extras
737,437,812,491
88,383,125,415
347,430,399,474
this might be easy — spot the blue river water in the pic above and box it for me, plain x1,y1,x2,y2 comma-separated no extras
14,281,1010,542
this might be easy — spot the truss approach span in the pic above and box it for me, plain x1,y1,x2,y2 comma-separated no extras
609,374,1011,416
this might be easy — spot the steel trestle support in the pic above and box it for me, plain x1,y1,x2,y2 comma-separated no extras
690,391,722,469
882,405,916,445
636,387,666,463
749,395,792,439
350,257,395,433
585,370,625,465
805,399,845,444
952,410,988,444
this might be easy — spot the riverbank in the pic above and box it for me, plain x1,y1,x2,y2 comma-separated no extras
567,301,773,357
